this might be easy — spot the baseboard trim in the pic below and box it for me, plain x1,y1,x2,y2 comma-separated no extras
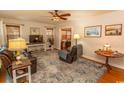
81,56,124,71
81,56,104,65
54,48,60,50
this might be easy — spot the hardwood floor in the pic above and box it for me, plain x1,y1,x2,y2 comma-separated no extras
98,66,124,83
82,57,124,83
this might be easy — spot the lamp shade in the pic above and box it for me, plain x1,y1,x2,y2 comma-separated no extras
74,34,80,39
8,38,27,51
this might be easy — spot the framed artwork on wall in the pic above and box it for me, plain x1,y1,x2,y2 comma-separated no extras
84,25,102,37
30,27,40,35
105,24,122,36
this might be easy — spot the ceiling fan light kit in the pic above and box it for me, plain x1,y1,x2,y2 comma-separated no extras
53,16,60,21
49,10,71,21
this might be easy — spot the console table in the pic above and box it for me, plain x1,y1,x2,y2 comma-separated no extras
27,43,46,52
95,50,124,70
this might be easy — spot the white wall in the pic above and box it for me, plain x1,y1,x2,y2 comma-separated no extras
0,20,5,46
1,18,55,43
55,11,124,69
0,20,2,46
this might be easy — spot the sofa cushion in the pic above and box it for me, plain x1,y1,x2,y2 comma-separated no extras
2,50,15,61
58,50,69,60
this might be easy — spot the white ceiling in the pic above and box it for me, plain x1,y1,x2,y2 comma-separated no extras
0,10,115,24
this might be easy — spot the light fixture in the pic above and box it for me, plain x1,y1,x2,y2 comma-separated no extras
8,38,27,64
53,16,60,21
74,34,80,45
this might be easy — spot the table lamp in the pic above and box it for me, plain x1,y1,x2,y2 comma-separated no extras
74,34,80,45
8,38,27,64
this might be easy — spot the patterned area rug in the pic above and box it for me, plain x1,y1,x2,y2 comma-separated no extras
31,50,106,83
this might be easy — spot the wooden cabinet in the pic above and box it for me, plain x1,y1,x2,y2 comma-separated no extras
27,43,46,52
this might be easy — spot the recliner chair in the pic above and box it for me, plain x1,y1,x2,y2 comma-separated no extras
58,44,83,64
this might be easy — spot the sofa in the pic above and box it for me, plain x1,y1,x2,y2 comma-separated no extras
0,49,37,78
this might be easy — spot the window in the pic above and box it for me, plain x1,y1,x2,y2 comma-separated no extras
6,25,20,41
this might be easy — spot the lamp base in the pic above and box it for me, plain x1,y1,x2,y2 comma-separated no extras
16,60,22,65
16,51,21,56
16,56,22,65
75,39,77,45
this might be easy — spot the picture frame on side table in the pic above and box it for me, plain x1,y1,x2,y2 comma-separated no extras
84,25,102,37
105,24,122,36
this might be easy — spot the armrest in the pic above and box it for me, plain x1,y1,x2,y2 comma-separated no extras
6,64,12,78
7,64,12,69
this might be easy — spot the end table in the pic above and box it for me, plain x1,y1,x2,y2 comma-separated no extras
12,59,31,83
95,50,124,70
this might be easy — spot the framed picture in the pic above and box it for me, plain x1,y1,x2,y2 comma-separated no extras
84,25,102,37
30,27,40,35
105,24,122,36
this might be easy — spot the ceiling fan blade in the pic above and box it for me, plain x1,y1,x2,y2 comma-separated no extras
60,13,71,17
54,10,60,17
60,17,67,20
49,10,70,21
49,12,55,16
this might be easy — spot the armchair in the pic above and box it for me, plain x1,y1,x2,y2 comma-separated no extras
58,44,83,63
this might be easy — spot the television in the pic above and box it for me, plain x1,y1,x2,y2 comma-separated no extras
29,35,43,44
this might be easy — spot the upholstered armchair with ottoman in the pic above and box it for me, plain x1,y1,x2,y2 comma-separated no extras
58,44,83,64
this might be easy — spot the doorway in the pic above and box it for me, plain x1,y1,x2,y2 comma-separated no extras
46,27,54,50
61,28,72,49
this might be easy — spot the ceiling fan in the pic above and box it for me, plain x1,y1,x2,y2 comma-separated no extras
49,10,71,21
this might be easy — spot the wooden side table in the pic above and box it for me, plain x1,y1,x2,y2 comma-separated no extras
95,50,124,70
12,59,31,83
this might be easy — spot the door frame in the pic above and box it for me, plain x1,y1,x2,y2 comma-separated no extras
59,26,74,49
